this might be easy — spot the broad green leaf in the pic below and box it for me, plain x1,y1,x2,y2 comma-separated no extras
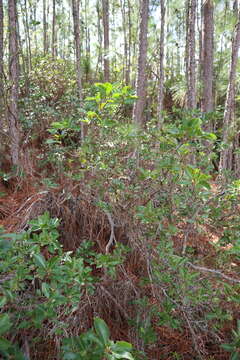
84,331,104,348
111,341,132,352
221,343,234,351
0,233,22,240
231,352,240,360
33,253,47,269
0,297,7,308
0,314,12,335
93,317,110,346
111,351,135,360
0,337,11,350
41,282,50,298
62,353,78,360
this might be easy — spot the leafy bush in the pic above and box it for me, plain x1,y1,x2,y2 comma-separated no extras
62,317,135,360
0,209,136,359
0,212,130,357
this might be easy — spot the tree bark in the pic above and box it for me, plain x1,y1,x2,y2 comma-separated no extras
186,0,197,109
202,0,214,115
219,9,240,173
102,0,110,82
52,0,56,58
198,0,203,100
0,0,4,124
19,0,32,72
72,0,84,140
84,0,91,82
157,0,165,126
8,0,21,166
127,0,132,85
121,0,128,84
133,0,149,125
43,0,47,55
95,0,103,78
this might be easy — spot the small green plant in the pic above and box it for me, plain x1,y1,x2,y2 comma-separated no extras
62,317,135,360
221,320,240,360
0,314,25,359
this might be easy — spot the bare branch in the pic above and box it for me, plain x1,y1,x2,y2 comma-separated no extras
104,210,116,253
187,262,240,284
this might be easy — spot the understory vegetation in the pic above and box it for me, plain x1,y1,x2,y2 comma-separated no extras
0,71,240,359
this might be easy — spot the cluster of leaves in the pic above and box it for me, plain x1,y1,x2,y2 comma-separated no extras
0,212,131,358
19,56,79,136
62,317,134,360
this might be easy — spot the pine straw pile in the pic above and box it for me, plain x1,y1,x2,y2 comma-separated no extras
0,181,239,360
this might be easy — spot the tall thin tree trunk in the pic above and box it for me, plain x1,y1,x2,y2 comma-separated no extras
17,8,30,96
33,3,37,52
186,0,197,109
61,2,66,59
202,0,214,115
198,0,203,99
85,0,91,82
0,0,4,128
233,0,240,176
43,0,47,55
127,0,132,84
133,0,149,125
96,0,103,78
165,0,170,82
157,0,165,126
121,0,128,84
22,0,32,71
219,9,240,173
46,0,50,52
102,0,110,82
67,4,72,58
8,0,21,166
52,0,56,58
72,0,84,140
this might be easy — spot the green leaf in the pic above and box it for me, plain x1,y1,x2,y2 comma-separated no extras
0,314,12,335
0,297,7,308
203,132,217,141
33,253,47,269
84,331,104,348
93,317,110,346
111,341,132,352
41,282,50,298
111,351,135,360
231,352,240,360
62,353,78,360
221,343,234,352
0,337,12,350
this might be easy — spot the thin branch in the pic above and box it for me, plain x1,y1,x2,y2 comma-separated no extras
99,285,130,319
187,262,240,284
104,210,116,253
